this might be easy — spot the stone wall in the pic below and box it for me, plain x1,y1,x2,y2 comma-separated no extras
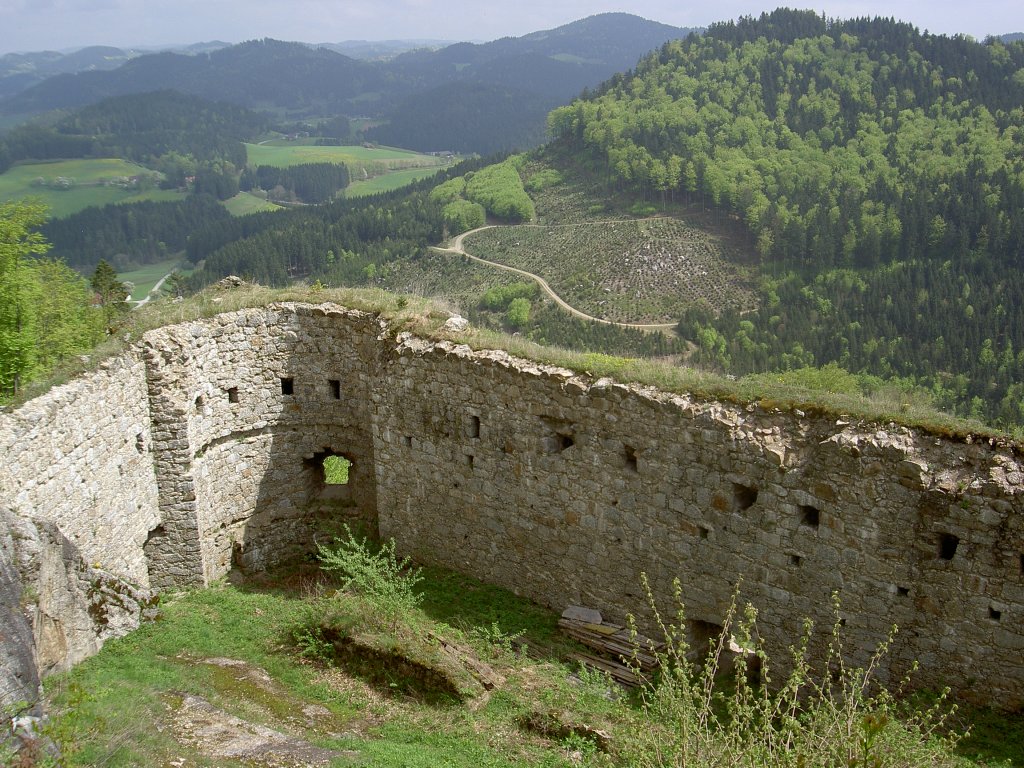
2,302,1023,710
0,354,159,587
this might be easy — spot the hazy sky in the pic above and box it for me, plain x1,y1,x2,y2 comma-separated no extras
1,0,1020,55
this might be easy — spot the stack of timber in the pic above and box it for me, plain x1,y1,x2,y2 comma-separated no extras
558,605,664,686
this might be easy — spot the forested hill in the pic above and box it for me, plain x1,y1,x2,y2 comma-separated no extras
0,91,270,181
548,9,1024,426
1,15,697,153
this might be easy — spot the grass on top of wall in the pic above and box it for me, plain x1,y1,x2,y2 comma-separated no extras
6,281,1005,448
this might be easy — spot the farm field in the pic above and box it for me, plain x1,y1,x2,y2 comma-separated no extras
245,142,445,169
344,166,444,198
0,158,183,217
461,218,756,324
118,257,193,303
222,191,284,216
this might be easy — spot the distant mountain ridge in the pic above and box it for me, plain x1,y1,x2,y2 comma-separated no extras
0,14,699,152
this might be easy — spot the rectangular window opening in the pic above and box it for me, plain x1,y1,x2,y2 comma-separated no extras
465,454,475,469
280,377,294,396
624,444,639,473
938,532,960,561
698,526,710,540
989,606,1002,622
468,414,481,439
403,435,413,448
322,455,351,485
897,586,910,598
800,504,820,528
789,553,802,567
329,379,341,400
227,387,239,403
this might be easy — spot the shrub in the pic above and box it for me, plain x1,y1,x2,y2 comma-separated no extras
315,526,422,629
619,575,960,768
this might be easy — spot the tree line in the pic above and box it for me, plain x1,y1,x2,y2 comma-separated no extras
239,162,351,204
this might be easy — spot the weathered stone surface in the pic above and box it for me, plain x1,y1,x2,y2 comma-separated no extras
0,507,41,719
0,301,1023,711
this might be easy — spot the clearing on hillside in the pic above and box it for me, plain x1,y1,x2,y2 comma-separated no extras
461,218,755,324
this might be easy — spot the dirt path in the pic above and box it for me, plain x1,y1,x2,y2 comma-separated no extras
132,271,174,309
432,225,679,335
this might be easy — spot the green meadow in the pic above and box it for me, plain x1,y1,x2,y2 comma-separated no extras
0,158,183,218
344,166,445,198
245,142,445,169
222,191,284,216
118,258,193,303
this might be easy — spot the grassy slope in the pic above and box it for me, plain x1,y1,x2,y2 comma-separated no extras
222,191,284,216
344,167,445,198
117,258,193,302
0,159,183,217
44,571,598,768
245,142,444,168
41,560,1023,767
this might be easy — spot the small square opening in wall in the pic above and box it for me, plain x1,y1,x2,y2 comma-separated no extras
800,504,820,528
733,482,758,510
227,387,239,403
403,435,413,448
897,586,910,598
698,526,710,540
989,606,1002,622
322,455,351,485
937,532,960,560
280,377,294,396
789,553,803,567
328,379,341,400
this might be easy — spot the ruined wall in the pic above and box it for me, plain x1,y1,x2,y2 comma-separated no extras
2,302,1023,709
0,354,159,586
142,304,380,587
374,336,1024,708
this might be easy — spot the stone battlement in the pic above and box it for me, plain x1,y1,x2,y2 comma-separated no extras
2,303,1023,711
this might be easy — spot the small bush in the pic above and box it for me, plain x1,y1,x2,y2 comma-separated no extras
619,575,960,767
316,526,422,629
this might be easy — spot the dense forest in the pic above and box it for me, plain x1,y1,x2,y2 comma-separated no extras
547,10,1024,425
0,91,268,176
239,163,351,204
42,195,231,270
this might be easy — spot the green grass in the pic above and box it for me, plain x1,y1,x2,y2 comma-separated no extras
344,167,445,198
117,258,193,303
222,191,284,216
245,142,444,168
0,158,183,217
41,569,590,767
38,562,1024,767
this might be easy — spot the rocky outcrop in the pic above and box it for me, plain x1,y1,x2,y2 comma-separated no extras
0,507,41,720
0,505,158,747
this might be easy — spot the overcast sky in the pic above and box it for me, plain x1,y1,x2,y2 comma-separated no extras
1,0,1020,55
